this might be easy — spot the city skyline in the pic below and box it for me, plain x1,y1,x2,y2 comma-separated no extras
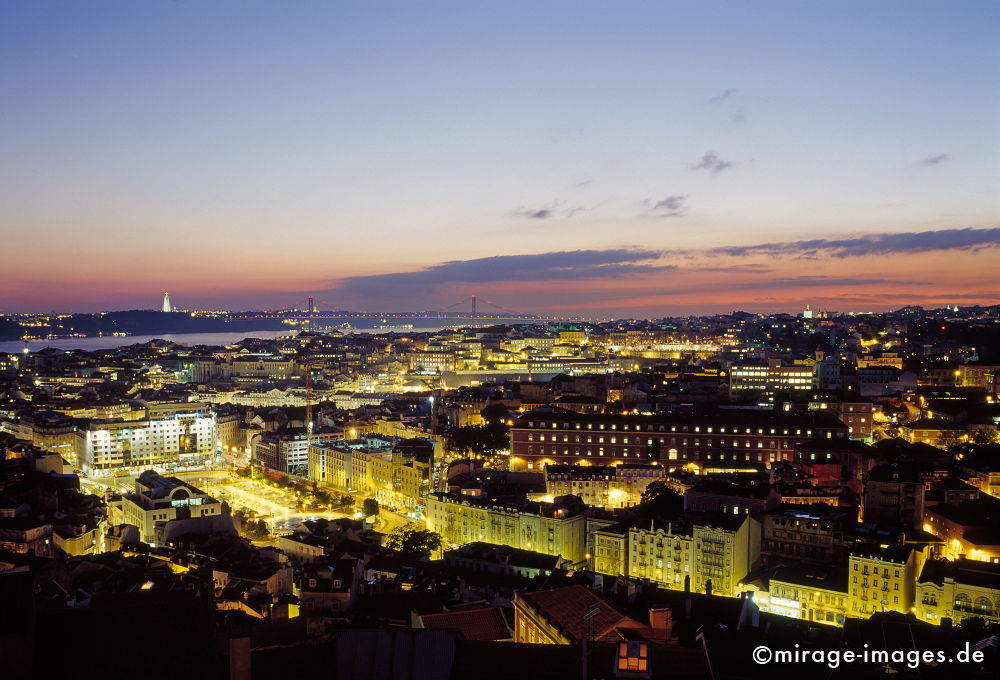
2,1,998,316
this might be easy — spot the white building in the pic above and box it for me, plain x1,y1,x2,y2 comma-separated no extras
76,406,216,475
121,470,225,544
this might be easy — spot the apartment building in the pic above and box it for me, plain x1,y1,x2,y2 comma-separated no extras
424,493,587,564
543,464,664,508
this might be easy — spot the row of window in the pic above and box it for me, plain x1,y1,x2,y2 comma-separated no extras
523,421,812,436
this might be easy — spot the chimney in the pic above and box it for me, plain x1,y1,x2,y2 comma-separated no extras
649,608,672,643
229,636,251,680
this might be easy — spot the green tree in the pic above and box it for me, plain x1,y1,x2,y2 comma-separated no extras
363,497,380,518
385,525,442,557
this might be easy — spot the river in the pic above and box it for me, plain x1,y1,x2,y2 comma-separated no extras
0,323,466,353
0,330,291,353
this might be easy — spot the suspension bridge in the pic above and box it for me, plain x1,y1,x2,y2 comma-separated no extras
229,295,577,324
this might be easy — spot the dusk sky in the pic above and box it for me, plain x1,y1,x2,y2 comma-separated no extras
2,1,998,317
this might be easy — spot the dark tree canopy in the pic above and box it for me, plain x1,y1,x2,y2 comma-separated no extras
385,525,442,557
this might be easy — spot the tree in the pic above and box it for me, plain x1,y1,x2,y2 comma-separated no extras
446,422,509,459
480,403,510,425
971,428,998,446
363,498,380,518
385,525,442,557
635,481,684,519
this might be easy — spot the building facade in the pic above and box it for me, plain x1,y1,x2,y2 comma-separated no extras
543,464,664,508
76,407,216,475
847,546,925,618
915,558,1000,626
424,493,587,564
509,409,848,472
627,513,760,597
121,471,225,544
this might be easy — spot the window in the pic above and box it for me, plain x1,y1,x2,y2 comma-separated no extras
617,642,649,673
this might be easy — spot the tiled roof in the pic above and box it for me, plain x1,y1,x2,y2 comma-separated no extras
420,606,512,641
517,585,630,642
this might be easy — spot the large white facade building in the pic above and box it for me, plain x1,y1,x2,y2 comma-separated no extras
121,470,225,544
76,405,216,475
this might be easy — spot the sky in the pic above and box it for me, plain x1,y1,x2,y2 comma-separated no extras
1,0,998,317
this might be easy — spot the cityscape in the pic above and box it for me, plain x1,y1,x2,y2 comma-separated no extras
2,2,999,680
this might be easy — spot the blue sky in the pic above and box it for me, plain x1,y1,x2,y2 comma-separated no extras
1,1,998,314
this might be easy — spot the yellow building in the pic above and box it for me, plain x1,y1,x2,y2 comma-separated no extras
923,501,1000,563
627,513,760,597
308,443,395,505
628,521,693,588
589,521,629,576
916,558,1000,626
767,565,848,626
424,492,587,564
309,441,430,507
557,330,587,346
847,546,925,618
543,463,664,508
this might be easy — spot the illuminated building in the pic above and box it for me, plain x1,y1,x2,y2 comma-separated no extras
229,356,298,382
308,442,396,505
767,564,847,626
509,408,848,471
543,463,664,508
956,364,1000,389
915,558,1000,625
728,359,814,398
556,329,587,345
627,512,761,597
847,545,925,617
922,499,1000,563
407,350,456,373
589,521,629,576
900,418,969,448
0,518,54,557
161,291,173,313
808,399,875,443
253,429,342,476
18,412,79,466
424,492,587,564
75,405,217,475
121,470,224,544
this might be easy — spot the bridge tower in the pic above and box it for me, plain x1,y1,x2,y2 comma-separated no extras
471,295,477,326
